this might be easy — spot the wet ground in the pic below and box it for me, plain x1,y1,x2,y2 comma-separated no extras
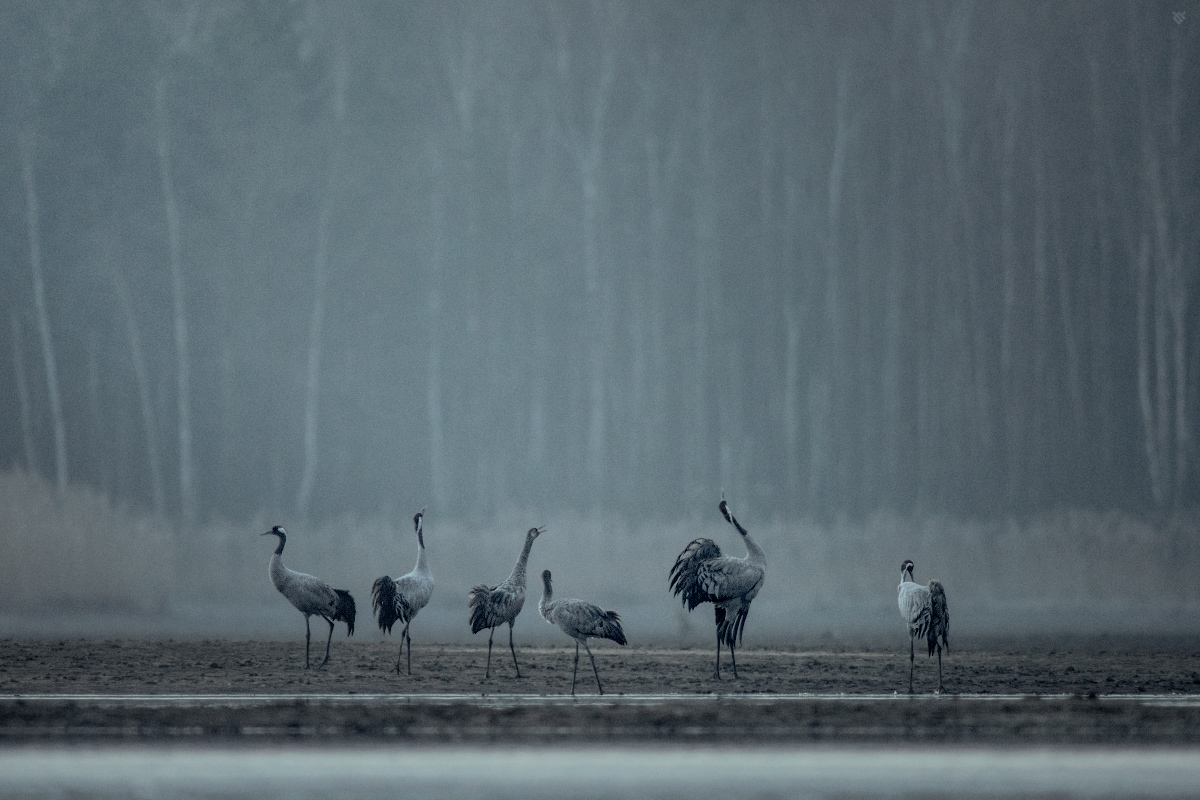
4,638,1199,696
2,638,1200,746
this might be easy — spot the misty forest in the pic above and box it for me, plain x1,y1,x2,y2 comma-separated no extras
0,2,1197,638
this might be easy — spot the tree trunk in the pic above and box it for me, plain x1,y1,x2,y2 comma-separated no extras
155,77,195,523
9,314,38,474
111,263,166,517
22,130,68,493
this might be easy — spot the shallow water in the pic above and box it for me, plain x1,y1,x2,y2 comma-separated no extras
1,743,1198,799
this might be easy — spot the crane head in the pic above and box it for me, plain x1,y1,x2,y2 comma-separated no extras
528,526,546,540
261,525,286,539
719,491,733,526
413,508,426,532
900,559,915,576
541,569,552,584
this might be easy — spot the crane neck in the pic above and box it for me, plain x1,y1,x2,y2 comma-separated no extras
268,552,288,591
538,574,553,619
508,534,536,587
413,536,429,575
741,531,766,568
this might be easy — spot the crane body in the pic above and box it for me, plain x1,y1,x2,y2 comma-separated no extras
669,495,765,678
897,559,950,693
372,509,434,675
468,526,544,678
262,526,355,669
539,569,626,695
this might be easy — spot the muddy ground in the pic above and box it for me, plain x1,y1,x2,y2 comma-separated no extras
3,639,1200,744
3,638,1200,695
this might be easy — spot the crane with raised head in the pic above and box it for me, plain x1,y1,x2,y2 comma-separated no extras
669,493,766,679
262,525,355,669
372,508,434,675
897,559,950,693
468,526,545,678
538,569,626,695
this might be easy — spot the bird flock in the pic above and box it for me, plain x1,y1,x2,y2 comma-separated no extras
265,495,950,694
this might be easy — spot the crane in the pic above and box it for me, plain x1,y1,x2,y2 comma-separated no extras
261,525,356,669
669,493,766,679
538,569,626,695
371,508,434,675
468,526,545,679
897,559,950,693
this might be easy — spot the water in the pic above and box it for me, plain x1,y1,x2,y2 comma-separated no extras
1,743,1198,799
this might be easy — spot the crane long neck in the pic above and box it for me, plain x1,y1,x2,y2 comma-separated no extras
538,575,553,619
414,532,429,575
741,531,766,568
508,535,536,587
268,552,288,591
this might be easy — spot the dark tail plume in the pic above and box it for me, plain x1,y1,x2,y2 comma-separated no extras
597,610,627,646
372,575,400,634
669,538,722,611
333,589,356,636
927,580,949,655
468,584,493,634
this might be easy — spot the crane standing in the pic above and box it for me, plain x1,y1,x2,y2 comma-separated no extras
897,559,950,693
468,526,545,678
372,509,434,675
669,494,766,679
262,525,356,669
538,569,627,695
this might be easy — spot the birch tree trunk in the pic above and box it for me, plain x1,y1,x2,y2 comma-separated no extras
155,77,195,523
22,130,68,493
111,263,166,517
9,314,38,474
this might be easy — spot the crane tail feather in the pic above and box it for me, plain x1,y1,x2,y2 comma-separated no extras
468,584,493,633
371,575,400,634
598,610,627,646
927,580,949,656
332,589,356,636
669,538,722,611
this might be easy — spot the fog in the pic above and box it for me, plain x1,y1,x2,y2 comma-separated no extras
0,2,1196,641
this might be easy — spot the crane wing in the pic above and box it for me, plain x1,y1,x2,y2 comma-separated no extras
669,538,723,610
697,557,764,601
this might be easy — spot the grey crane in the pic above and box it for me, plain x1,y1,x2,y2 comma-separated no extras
371,509,434,675
538,569,627,695
897,559,950,693
468,526,545,678
262,525,356,669
669,494,766,679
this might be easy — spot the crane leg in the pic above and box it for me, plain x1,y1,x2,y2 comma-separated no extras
406,624,413,675
509,622,521,678
713,632,722,680
485,627,495,679
395,621,409,674
304,616,312,670
571,641,580,696
931,642,940,695
730,642,739,679
909,633,915,694
584,640,604,695
318,617,334,669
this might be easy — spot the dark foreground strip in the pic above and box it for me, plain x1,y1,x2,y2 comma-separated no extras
2,695,1199,744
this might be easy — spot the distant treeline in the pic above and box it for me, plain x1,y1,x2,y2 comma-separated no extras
0,2,1195,525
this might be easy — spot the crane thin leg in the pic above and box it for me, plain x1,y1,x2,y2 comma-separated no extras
571,641,580,696
508,623,521,678
405,623,413,675
909,633,915,694
317,617,334,669
304,616,312,670
713,632,722,680
730,642,739,679
584,641,604,695
936,646,943,693
485,627,495,679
